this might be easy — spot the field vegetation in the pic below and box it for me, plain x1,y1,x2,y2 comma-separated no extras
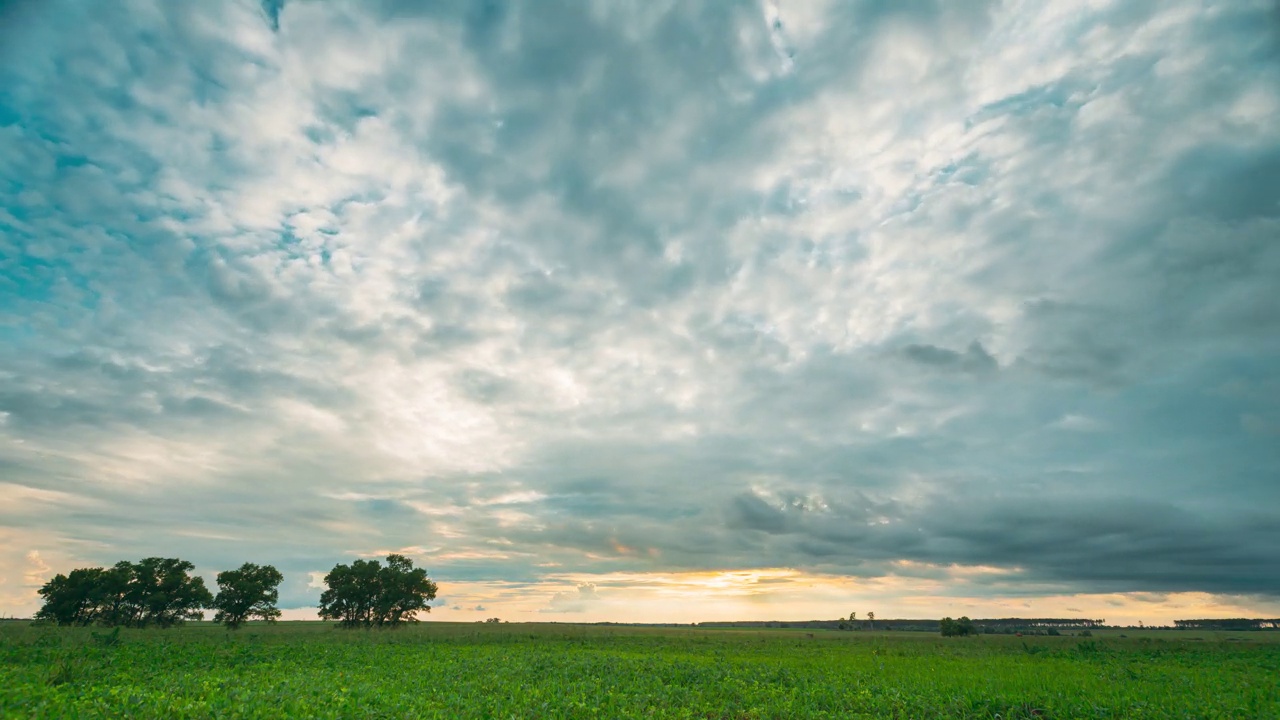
2,620,1277,719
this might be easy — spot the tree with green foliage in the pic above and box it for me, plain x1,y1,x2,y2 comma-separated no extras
79,562,136,627
318,554,438,628
940,616,976,637
34,557,212,628
34,567,110,626
318,558,380,628
376,554,438,625
129,557,214,627
212,563,284,630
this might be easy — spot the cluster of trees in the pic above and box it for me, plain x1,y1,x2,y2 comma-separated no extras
939,616,976,637
35,558,214,628
36,554,437,631
317,554,438,628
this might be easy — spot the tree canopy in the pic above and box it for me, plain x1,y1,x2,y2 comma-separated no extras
212,563,284,630
318,554,438,628
35,557,213,628
939,616,976,637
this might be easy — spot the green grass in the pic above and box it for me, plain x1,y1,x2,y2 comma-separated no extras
2,621,1278,718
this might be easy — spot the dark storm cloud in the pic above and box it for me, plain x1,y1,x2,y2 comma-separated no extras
902,341,998,374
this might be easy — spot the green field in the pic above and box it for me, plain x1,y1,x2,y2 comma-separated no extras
2,621,1278,719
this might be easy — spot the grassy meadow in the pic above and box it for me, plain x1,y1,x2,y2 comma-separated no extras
2,620,1278,719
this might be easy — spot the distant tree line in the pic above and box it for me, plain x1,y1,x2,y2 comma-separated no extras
703,616,1279,635
1173,618,1280,630
35,554,437,630
699,617,1108,634
973,618,1106,629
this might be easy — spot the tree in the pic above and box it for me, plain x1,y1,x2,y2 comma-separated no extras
849,611,856,621
867,611,875,629
376,554,437,626
128,557,213,628
34,568,109,626
319,558,383,628
213,563,284,630
318,554,438,629
940,616,976,637
34,558,211,628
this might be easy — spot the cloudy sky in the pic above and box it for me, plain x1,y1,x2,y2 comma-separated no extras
1,0,1278,624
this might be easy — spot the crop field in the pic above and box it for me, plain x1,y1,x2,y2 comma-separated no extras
2,621,1278,719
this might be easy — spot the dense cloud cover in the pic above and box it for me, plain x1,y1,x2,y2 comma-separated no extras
1,0,1278,620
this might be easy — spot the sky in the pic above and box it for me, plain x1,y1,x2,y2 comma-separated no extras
1,0,1278,626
